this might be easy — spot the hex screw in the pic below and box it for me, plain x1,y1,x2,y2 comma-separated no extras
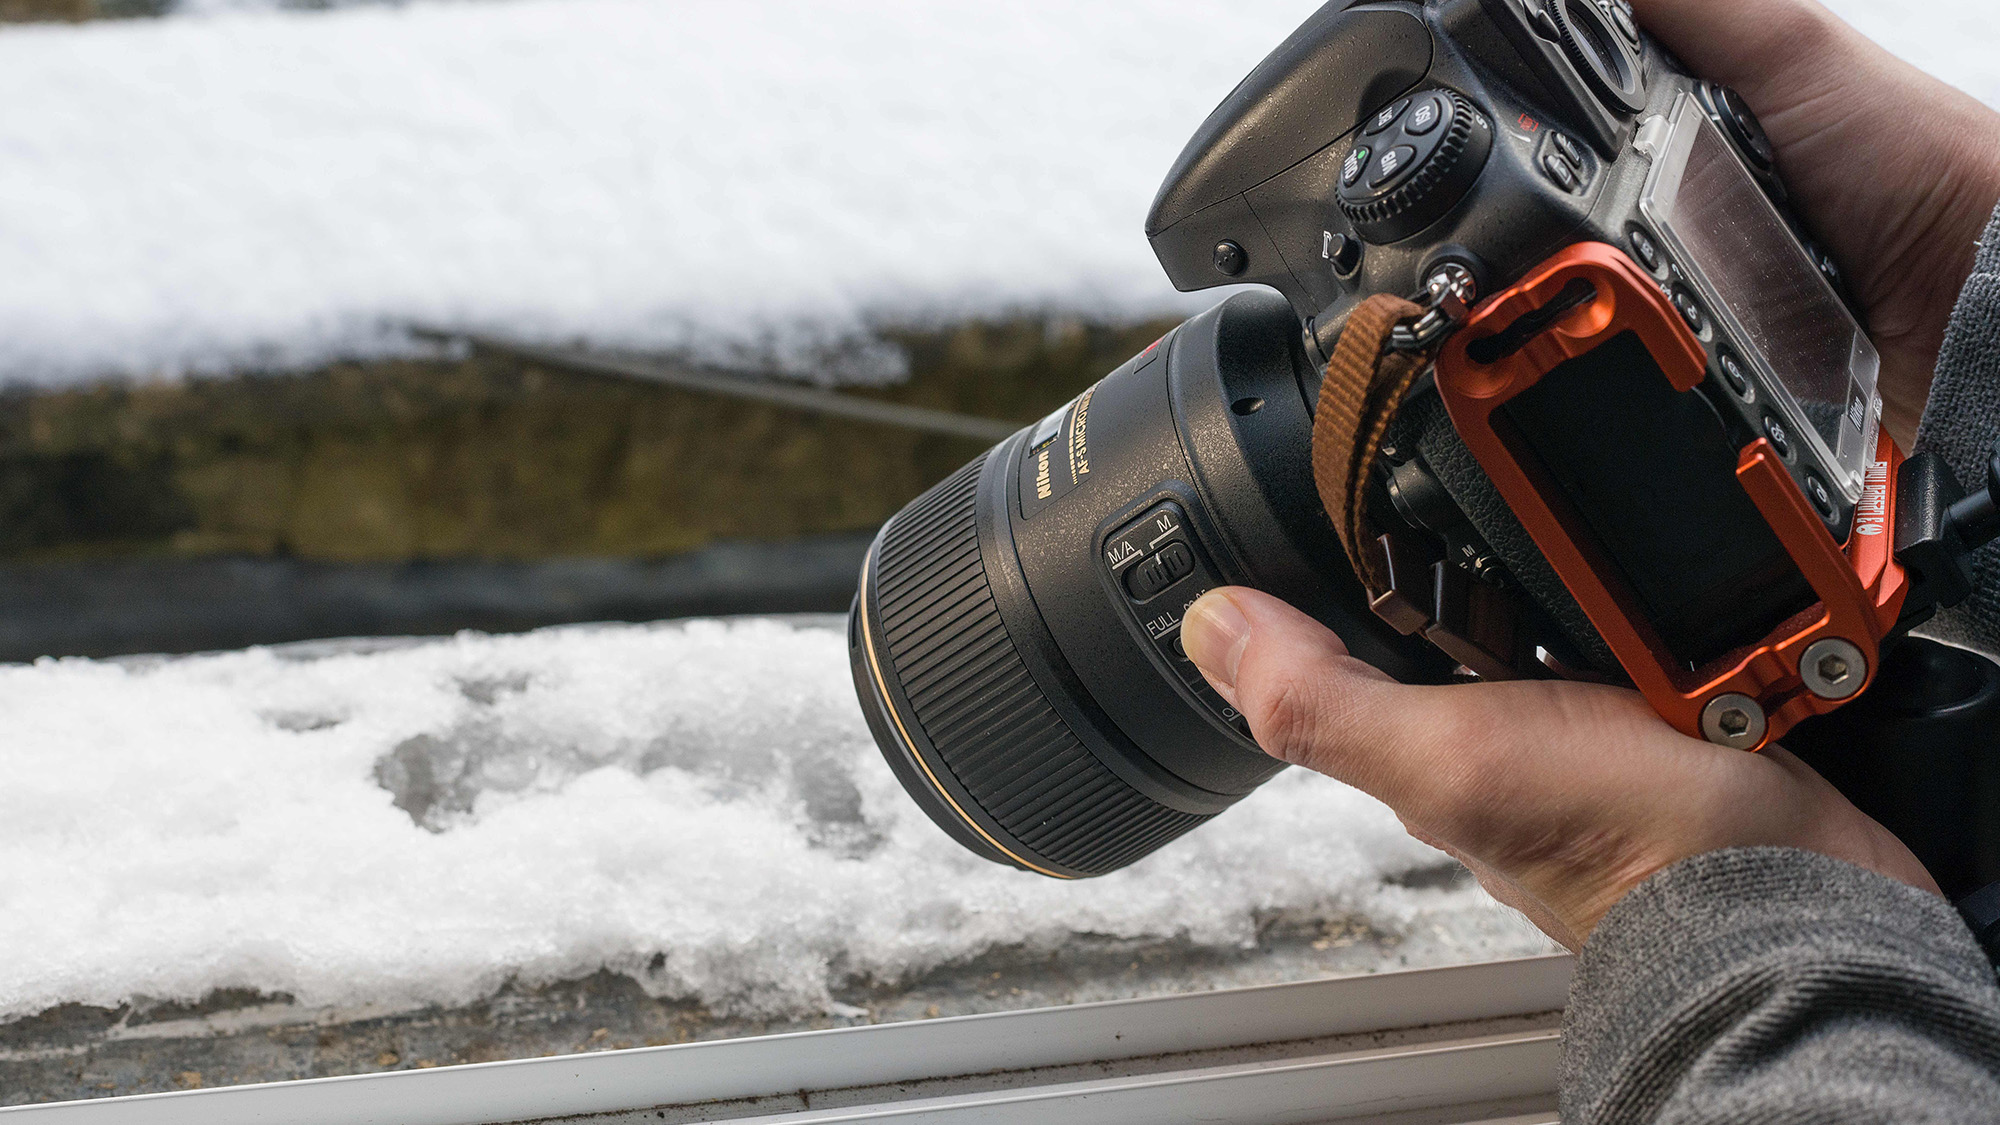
1701,692,1767,749
1800,638,1867,701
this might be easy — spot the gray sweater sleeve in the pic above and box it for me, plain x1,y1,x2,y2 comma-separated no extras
1560,848,2000,1124
1559,207,2000,1124
1914,204,2000,659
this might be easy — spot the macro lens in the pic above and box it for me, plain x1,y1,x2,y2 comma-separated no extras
849,293,1453,877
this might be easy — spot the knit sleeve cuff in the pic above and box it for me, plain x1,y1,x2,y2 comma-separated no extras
1558,847,1992,1123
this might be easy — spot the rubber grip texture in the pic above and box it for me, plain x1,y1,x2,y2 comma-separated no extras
872,457,1210,876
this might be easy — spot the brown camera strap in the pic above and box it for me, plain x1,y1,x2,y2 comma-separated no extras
1310,293,1530,681
1310,293,1429,595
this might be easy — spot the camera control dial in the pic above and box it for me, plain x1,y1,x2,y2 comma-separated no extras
1338,89,1495,244
1549,0,1647,115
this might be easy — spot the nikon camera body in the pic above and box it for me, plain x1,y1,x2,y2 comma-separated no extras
849,0,1941,879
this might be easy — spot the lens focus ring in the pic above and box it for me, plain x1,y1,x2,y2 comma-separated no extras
858,455,1211,877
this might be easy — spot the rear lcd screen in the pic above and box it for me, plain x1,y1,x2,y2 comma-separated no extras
1641,99,1879,499
1500,331,1816,669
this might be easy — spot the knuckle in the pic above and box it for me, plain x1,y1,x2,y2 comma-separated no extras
1249,672,1323,767
1243,658,1370,772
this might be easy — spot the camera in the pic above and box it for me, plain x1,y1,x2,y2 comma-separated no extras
848,0,1980,878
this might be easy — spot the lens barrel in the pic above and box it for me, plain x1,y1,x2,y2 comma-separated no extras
851,293,1453,877
852,457,1212,877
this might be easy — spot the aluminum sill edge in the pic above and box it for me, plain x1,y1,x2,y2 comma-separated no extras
0,953,1575,1125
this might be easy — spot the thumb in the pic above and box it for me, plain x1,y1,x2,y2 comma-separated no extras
1180,587,1693,872
1181,586,1596,818
1179,586,1942,933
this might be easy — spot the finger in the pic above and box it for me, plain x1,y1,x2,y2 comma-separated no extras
1182,587,1739,860
1627,0,1850,98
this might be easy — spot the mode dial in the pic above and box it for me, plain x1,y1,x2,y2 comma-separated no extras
1337,90,1495,244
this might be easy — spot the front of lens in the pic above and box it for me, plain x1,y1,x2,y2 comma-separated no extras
850,292,1452,877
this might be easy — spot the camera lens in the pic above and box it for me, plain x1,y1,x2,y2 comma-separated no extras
850,293,1454,876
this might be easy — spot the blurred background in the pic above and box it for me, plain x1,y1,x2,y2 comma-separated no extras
1,0,1993,1108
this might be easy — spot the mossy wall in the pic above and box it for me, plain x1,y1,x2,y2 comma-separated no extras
0,0,163,20
0,318,1176,563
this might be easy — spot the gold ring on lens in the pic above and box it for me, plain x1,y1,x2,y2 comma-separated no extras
857,542,1073,879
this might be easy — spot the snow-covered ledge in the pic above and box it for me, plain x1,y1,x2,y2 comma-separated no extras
0,617,1552,1045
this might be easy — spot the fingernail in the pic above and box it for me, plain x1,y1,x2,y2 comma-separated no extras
1182,590,1251,691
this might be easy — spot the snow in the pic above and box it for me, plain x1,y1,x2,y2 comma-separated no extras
0,617,1550,1023
3,1,1981,389
0,0,1321,386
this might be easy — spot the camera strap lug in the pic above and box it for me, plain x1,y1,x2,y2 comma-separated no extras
1389,264,1478,354
1310,274,1536,682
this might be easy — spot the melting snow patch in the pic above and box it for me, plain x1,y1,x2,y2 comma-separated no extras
0,617,1548,1023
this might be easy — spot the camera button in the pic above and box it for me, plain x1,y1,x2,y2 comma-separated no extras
1717,350,1752,399
1763,414,1794,459
1124,540,1195,602
1403,94,1447,137
1364,98,1411,137
1804,471,1838,520
1627,226,1663,274
1714,86,1776,171
1541,153,1580,192
1370,145,1418,188
1342,146,1370,187
1672,285,1706,333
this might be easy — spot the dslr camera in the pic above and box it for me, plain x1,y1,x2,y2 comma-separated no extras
848,0,1995,879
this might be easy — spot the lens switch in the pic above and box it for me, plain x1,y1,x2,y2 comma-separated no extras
1125,541,1195,602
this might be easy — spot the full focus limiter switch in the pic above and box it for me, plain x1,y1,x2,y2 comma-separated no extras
1102,501,1250,736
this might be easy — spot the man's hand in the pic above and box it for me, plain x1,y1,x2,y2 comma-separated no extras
1181,587,1938,950
1633,0,2000,441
